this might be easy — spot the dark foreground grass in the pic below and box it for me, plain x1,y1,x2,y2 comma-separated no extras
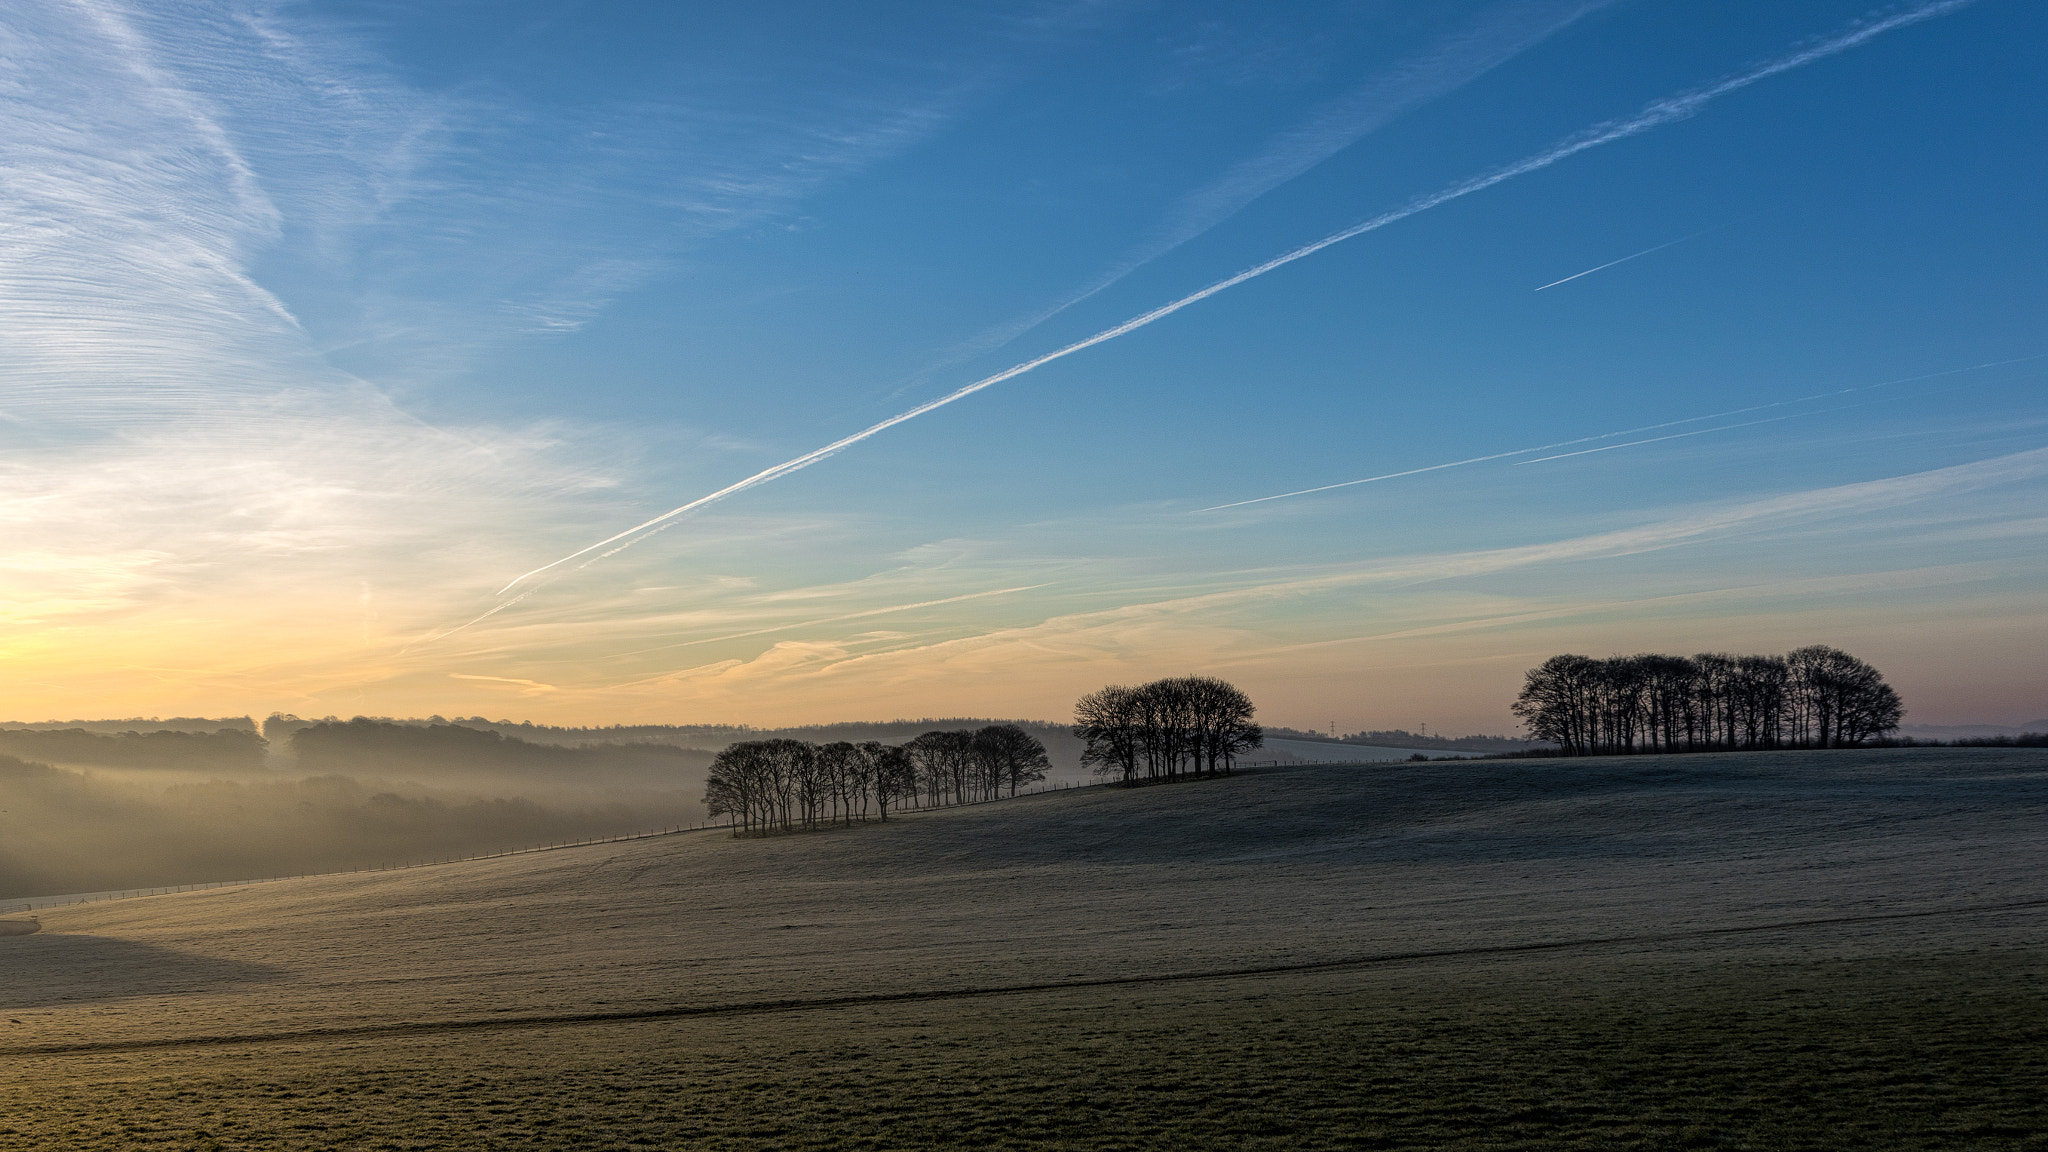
5,941,2046,1151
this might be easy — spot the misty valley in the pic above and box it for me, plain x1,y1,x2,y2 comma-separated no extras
3,0,2044,1147
3,715,1108,899
0,719,717,898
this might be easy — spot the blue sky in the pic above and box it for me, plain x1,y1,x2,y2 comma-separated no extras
4,0,2043,731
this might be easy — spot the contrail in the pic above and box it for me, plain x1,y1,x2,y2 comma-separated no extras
1197,353,2042,512
1533,226,1717,291
1514,412,1813,463
1198,445,1581,512
886,0,1622,393
463,0,1973,628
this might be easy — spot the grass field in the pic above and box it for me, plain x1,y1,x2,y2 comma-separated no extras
3,747,2044,1149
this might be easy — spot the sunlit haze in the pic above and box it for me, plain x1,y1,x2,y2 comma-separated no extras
5,0,2043,732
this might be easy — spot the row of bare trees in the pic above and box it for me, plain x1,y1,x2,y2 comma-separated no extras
702,725,1051,836
899,725,1053,807
1512,646,1903,756
1073,676,1262,785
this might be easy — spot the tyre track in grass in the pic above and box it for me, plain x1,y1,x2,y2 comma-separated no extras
8,895,2045,1058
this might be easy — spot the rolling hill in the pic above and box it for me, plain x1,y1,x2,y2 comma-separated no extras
2,747,2044,1149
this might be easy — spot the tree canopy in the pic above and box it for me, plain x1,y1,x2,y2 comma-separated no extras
703,724,1049,836
1073,676,1261,786
1512,646,1903,755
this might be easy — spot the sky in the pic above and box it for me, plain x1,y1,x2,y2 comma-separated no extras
2,0,2043,734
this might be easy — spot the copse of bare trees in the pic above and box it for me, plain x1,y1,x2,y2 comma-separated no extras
1073,676,1261,785
703,725,1046,836
974,724,1053,798
1512,645,1903,756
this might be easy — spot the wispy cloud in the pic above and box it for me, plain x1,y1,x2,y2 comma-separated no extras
591,443,2048,712
476,0,1977,624
449,673,558,696
0,1,309,427
600,583,1054,663
1246,562,2014,653
0,0,1044,708
3,0,1010,412
915,0,1622,373
1202,354,2041,511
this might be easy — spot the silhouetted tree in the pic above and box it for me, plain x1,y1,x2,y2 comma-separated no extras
1074,685,1142,785
1788,645,1902,748
1180,675,1261,776
1511,654,1600,755
904,729,973,807
869,741,915,820
972,724,1051,797
1074,676,1261,785
1730,654,1788,749
1513,646,1901,756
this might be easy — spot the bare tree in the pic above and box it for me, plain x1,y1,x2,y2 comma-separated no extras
1074,676,1260,785
706,727,1050,837
1512,655,1600,755
972,724,1051,797
1730,654,1788,749
1515,646,1901,756
1180,675,1260,775
1788,645,1901,748
868,741,914,820
1691,652,1736,749
817,741,861,825
1074,685,1142,785
905,729,975,807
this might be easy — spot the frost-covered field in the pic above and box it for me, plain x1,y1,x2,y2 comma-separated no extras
2,748,2044,1149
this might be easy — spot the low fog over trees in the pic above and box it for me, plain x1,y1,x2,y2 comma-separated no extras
1513,645,1904,755
0,727,265,773
703,724,1050,836
0,720,717,897
291,718,707,780
1074,676,1262,785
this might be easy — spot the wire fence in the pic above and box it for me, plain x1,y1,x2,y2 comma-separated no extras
1233,757,1438,768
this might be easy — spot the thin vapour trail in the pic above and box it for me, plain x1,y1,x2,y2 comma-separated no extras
1533,226,1717,291
1198,354,2041,512
437,0,1971,643
1515,412,1813,464
1199,446,1581,512
882,0,1621,396
403,586,542,652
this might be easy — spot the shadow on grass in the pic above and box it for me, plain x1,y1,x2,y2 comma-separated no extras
0,935,289,1008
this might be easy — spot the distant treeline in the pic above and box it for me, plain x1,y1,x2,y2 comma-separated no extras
2,716,256,734
264,713,1085,771
1074,676,1261,785
1338,729,1540,753
263,712,761,746
0,727,266,772
1513,646,1903,756
1889,733,2048,749
1263,726,1543,753
704,725,1050,836
267,713,1068,745
291,719,708,778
